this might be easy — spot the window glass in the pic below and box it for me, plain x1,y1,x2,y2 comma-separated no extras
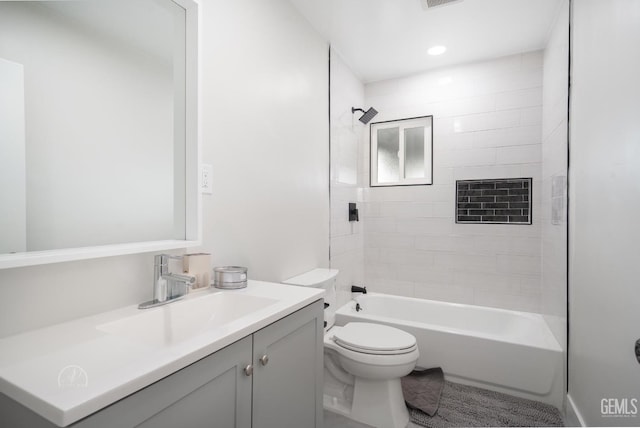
404,126,425,179
377,127,400,183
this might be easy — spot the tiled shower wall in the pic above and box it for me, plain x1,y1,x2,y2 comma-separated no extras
329,50,365,308
361,52,543,312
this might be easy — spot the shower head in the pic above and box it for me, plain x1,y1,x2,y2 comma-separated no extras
352,107,378,124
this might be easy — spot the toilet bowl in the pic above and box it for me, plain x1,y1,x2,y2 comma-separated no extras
283,269,419,428
325,322,419,428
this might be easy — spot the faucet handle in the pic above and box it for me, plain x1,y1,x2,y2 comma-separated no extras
155,253,185,265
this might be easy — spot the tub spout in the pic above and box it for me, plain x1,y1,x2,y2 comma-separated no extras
351,285,367,294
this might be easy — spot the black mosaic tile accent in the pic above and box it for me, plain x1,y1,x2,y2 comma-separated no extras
456,178,532,224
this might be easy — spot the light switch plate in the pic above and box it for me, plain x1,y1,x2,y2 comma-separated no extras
201,164,213,195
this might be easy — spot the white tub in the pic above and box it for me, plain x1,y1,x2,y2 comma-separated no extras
335,293,563,408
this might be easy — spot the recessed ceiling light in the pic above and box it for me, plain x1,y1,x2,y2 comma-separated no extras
428,45,447,56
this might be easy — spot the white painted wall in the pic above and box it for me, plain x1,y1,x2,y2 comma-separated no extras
540,0,569,354
197,0,329,283
0,58,27,254
362,53,544,312
329,50,365,307
568,0,640,425
0,2,177,251
0,0,329,337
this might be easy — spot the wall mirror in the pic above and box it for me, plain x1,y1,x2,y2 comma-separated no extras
0,0,199,269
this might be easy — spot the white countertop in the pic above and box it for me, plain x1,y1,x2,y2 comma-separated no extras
0,280,323,426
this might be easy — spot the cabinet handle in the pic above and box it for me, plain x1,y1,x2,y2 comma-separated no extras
259,354,269,366
244,364,253,376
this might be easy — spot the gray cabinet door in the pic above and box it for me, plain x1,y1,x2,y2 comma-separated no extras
252,301,324,428
74,336,253,428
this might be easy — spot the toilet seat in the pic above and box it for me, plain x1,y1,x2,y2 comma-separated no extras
330,322,417,355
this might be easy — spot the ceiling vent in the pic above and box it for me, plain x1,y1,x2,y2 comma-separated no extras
421,0,463,10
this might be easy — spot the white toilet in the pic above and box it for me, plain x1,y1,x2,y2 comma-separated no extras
283,269,419,428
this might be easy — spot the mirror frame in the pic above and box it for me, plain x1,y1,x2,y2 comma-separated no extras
0,0,201,269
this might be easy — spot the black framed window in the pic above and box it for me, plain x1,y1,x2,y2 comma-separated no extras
370,116,433,187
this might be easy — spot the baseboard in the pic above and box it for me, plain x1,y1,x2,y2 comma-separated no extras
565,394,586,427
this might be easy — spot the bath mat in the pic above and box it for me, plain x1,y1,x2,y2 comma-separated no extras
408,381,564,427
401,368,445,416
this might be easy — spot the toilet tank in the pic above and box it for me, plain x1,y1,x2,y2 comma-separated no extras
283,268,338,330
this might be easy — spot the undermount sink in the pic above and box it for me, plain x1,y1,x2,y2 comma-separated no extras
97,292,277,346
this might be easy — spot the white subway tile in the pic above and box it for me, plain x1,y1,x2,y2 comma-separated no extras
413,283,474,304
432,167,454,185
378,202,434,218
495,88,543,111
367,279,415,298
363,247,381,263
396,264,453,284
361,202,381,218
497,254,541,275
331,220,361,238
364,217,396,233
472,236,540,256
474,290,540,313
365,186,415,202
518,274,542,294
454,163,542,182
396,218,453,236
437,94,496,118
411,185,455,203
380,249,435,266
496,144,541,164
415,235,473,252
499,69,543,92
330,186,359,201
451,110,520,134
452,222,542,238
472,125,542,149
364,263,398,280
365,232,415,249
452,270,520,294
439,148,497,167
331,234,359,256
431,202,452,218
520,106,543,126
437,132,475,151
434,253,497,273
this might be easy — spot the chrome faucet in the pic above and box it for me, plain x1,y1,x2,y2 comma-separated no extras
139,254,196,309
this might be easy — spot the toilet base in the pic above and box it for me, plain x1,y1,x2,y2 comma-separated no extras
324,377,410,428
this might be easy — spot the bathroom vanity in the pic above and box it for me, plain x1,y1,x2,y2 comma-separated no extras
0,281,324,428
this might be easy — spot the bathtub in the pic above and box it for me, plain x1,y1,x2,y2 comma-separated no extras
334,293,563,408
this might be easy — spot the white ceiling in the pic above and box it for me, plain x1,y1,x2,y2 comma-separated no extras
288,0,563,83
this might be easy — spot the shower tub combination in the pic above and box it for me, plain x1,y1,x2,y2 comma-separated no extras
334,293,563,408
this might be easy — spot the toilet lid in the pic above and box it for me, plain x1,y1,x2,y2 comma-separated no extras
332,322,416,354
